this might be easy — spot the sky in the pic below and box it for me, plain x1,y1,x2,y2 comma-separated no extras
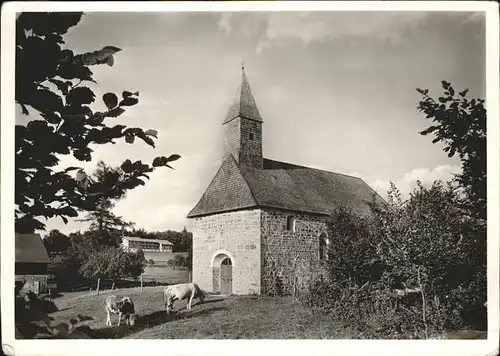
15,10,486,236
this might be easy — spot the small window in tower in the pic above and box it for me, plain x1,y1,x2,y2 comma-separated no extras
286,216,296,232
249,133,254,141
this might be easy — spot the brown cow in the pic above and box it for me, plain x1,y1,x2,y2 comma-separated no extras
104,295,136,326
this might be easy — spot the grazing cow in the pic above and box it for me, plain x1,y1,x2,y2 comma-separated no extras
104,295,136,326
163,283,206,314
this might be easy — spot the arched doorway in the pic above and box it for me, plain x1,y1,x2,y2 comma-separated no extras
212,252,234,295
220,257,232,295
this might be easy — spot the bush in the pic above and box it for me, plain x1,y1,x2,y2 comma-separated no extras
48,253,85,289
302,181,487,338
167,254,189,270
79,246,146,280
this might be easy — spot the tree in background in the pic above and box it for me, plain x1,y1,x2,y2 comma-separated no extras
77,160,135,233
79,246,146,282
416,81,486,221
15,12,180,234
42,229,70,255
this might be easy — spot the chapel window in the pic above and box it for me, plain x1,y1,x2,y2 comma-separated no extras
319,233,330,261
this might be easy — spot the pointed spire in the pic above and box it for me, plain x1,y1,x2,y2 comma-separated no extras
223,63,263,125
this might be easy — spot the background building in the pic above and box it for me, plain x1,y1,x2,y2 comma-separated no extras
15,233,52,295
121,236,173,253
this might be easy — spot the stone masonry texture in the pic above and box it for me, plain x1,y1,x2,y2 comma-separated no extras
260,209,329,296
222,117,263,169
191,209,261,295
239,118,263,169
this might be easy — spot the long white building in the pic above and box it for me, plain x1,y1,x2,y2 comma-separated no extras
121,236,173,253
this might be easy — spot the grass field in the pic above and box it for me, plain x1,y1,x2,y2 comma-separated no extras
47,286,358,339
142,252,190,284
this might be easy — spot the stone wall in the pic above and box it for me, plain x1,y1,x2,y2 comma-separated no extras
260,209,329,295
191,209,261,295
222,117,263,169
239,118,263,169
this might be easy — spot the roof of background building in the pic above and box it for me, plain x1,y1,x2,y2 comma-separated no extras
15,233,51,264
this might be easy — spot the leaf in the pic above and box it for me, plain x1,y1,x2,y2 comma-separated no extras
66,87,96,106
40,111,62,125
73,147,93,161
119,97,139,106
125,134,135,144
106,55,114,67
61,216,69,224
145,129,158,138
107,107,126,118
121,159,133,173
122,91,133,98
60,206,78,217
103,93,118,110
166,154,181,163
141,136,155,148
58,49,74,63
57,62,94,82
31,89,64,113
75,46,122,66
152,155,180,167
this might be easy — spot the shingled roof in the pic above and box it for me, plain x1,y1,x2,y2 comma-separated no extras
187,156,386,218
223,67,263,125
15,233,51,264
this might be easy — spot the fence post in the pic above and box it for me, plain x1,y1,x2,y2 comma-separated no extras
96,278,101,296
111,282,115,290
189,272,192,283
140,275,143,292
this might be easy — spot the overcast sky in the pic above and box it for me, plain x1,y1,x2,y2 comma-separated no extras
16,11,486,235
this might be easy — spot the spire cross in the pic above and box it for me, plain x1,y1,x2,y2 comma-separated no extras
241,60,245,73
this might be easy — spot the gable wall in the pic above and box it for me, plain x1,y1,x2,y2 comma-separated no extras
260,209,328,295
191,209,261,295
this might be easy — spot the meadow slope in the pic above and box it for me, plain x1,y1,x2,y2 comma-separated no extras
47,286,358,339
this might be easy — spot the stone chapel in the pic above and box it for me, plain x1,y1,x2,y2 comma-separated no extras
187,66,386,296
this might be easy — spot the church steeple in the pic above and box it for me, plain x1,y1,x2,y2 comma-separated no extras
223,63,264,125
222,64,263,169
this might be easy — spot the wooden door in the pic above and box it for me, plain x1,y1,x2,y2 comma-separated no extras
220,257,232,295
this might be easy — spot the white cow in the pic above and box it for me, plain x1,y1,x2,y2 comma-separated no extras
104,295,136,326
163,283,206,315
